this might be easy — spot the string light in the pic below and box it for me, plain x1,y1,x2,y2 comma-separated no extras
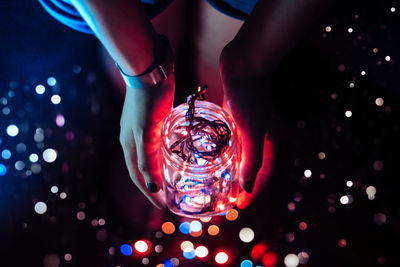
169,85,231,164
161,85,239,217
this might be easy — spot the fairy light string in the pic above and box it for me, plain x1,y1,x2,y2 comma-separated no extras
169,85,231,165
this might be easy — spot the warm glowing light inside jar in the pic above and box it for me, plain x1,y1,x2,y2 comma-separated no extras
161,100,240,218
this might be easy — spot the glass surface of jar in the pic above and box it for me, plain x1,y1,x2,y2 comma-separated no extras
161,100,240,218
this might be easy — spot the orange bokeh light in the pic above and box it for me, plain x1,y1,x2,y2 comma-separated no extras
208,225,220,236
161,221,175,234
180,241,194,251
225,209,239,221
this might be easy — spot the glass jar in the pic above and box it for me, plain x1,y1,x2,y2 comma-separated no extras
161,100,240,218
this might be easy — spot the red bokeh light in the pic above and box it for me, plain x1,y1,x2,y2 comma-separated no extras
299,221,307,231
251,242,268,261
262,251,278,267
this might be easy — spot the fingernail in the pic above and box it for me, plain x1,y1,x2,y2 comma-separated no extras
147,182,158,193
244,180,255,193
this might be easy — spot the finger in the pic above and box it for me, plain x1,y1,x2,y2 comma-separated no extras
237,135,274,209
222,96,267,193
239,130,265,193
134,126,163,194
120,130,165,209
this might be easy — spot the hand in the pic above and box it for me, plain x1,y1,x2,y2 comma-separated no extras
219,43,277,209
119,75,174,209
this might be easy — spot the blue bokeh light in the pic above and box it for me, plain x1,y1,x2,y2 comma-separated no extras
183,248,196,259
240,259,253,267
163,259,174,267
47,77,57,86
1,149,11,160
120,244,133,256
179,222,191,234
0,164,7,176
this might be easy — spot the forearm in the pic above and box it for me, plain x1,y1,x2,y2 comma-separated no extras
230,0,335,75
70,0,161,76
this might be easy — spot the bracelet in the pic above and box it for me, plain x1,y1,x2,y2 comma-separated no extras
116,34,174,89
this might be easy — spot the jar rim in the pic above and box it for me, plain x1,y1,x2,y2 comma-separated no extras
161,100,238,174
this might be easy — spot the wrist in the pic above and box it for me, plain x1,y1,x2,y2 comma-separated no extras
116,34,175,89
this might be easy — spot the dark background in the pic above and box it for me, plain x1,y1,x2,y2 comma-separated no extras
0,0,399,266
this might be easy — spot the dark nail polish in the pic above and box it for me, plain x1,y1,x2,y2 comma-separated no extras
147,182,158,193
244,180,255,193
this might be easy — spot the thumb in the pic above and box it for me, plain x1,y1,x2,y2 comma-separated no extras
239,131,265,193
237,135,274,209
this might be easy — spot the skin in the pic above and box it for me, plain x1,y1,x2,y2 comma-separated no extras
220,0,335,208
70,0,334,209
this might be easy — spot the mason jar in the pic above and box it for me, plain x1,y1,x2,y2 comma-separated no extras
161,100,240,218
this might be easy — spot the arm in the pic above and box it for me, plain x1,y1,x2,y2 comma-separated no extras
220,0,335,208
70,0,162,75
70,0,174,208
224,0,335,75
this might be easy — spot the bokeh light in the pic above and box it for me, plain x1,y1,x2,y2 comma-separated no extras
215,251,229,265
180,241,193,251
50,186,58,193
338,238,347,247
262,252,278,267
240,260,253,267
190,229,202,237
208,225,220,236
195,245,208,258
51,95,61,104
240,259,253,267
179,222,190,234
6,124,19,137
297,251,309,264
2,149,11,159
47,77,57,86
161,221,175,234
56,114,65,127
43,148,57,163
120,244,133,256
163,259,173,267
226,208,239,221
200,216,212,223
284,254,299,267
190,220,202,232
0,164,7,176
239,227,255,243
134,240,149,253
35,84,45,94
251,242,268,261
183,247,196,259
34,201,47,214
